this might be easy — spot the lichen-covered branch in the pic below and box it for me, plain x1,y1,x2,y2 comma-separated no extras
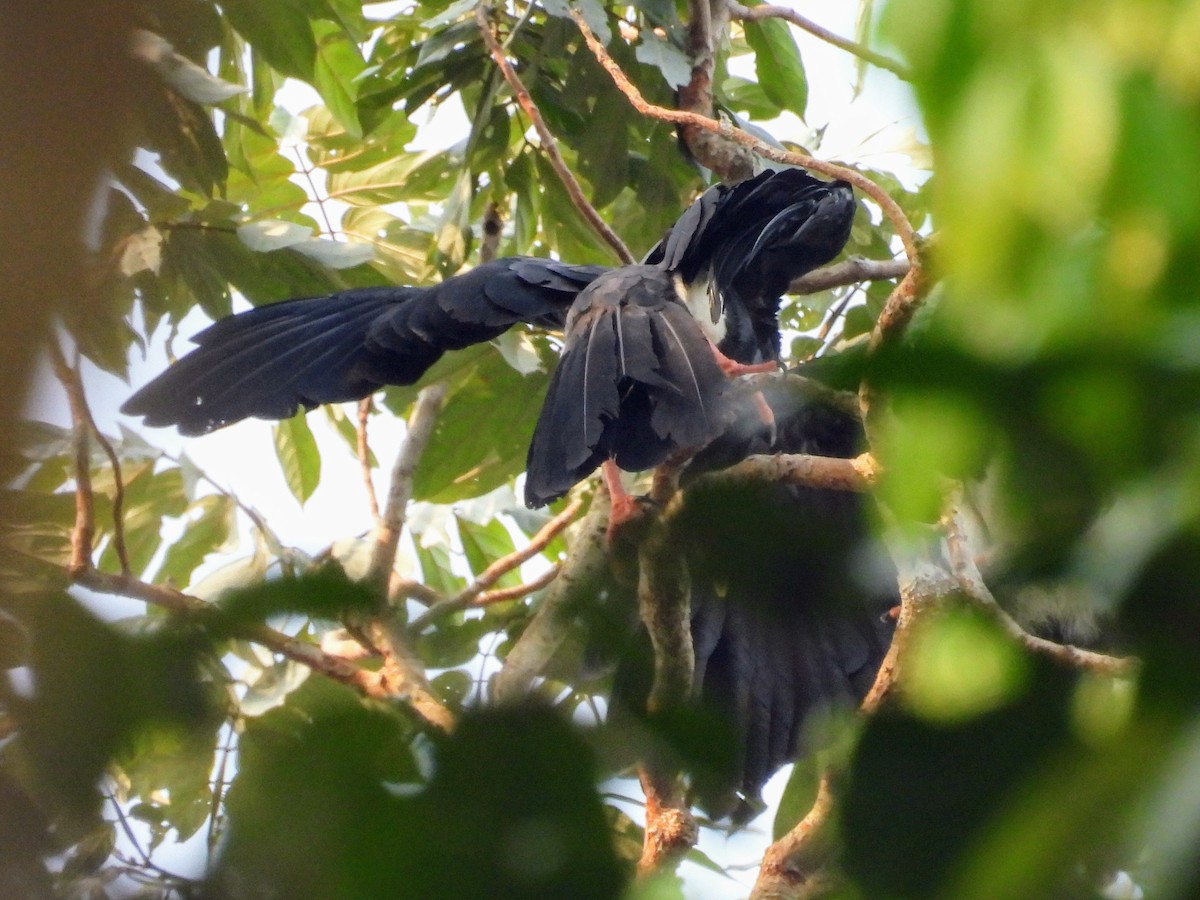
493,490,610,702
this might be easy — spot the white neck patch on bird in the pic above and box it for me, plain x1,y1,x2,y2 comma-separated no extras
673,273,726,345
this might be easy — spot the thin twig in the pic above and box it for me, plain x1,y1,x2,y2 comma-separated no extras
473,564,561,606
51,342,133,575
409,497,584,632
106,793,194,886
160,449,290,562
569,8,920,264
48,342,98,575
367,383,447,595
476,2,634,264
69,566,454,724
941,492,1138,679
729,3,911,80
357,397,382,527
292,146,339,238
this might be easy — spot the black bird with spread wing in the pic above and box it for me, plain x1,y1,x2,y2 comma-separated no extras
123,167,891,816
122,168,855,509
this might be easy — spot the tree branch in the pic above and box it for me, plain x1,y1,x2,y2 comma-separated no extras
366,383,446,595
789,256,910,296
679,0,756,180
493,489,610,702
473,564,561,607
357,397,382,528
48,343,99,574
569,8,920,264
476,2,634,264
751,774,839,899
728,3,911,81
704,451,880,494
409,497,583,632
70,567,393,703
635,507,698,876
750,563,958,899
940,493,1138,679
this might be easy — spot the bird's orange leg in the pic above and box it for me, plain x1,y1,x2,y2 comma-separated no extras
709,342,778,440
603,459,647,544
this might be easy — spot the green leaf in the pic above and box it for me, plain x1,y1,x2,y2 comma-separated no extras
153,495,237,587
219,565,379,626
635,31,692,89
16,594,217,825
744,17,808,120
312,20,364,139
412,347,554,503
456,516,519,588
430,669,473,706
273,411,321,504
223,0,317,81
720,75,782,120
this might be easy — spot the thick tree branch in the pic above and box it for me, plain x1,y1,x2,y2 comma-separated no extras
679,0,756,180
409,497,583,632
476,3,634,264
728,4,911,81
633,494,698,876
750,563,956,899
705,451,880,494
751,774,839,900
789,256,910,296
494,490,610,702
367,618,457,732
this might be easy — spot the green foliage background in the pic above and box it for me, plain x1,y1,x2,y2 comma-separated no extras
2,0,1200,898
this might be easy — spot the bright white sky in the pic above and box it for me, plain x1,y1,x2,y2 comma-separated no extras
24,2,922,893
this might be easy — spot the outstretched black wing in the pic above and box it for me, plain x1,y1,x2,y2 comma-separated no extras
121,257,605,435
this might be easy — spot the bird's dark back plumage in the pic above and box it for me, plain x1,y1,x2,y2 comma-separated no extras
523,266,732,507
